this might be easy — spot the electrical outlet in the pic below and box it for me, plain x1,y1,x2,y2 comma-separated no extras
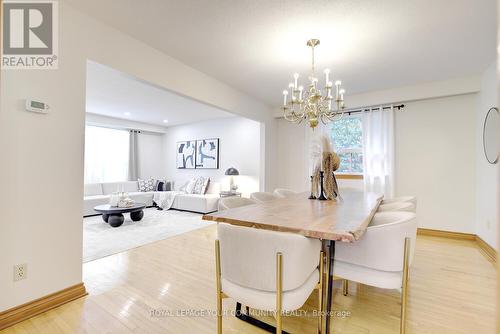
13,264,27,282
487,220,492,230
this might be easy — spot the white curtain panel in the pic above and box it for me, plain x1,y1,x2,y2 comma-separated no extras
362,106,395,197
128,130,139,181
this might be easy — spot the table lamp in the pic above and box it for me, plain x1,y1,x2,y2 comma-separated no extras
225,167,239,192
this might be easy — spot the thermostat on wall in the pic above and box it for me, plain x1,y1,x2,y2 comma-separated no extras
25,99,49,114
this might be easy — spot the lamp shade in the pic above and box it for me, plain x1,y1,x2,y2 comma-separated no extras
225,167,239,176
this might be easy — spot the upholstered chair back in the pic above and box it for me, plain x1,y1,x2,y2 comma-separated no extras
273,188,298,198
378,201,416,213
250,192,280,203
382,196,417,208
335,211,417,272
218,197,256,211
217,223,321,292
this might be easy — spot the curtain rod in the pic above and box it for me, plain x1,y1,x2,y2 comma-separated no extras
343,104,405,115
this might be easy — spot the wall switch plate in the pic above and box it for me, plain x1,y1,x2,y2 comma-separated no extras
13,264,27,282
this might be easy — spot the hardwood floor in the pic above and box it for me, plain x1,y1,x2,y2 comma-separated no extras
1,225,496,333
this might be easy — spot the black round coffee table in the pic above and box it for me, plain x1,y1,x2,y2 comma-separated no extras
94,203,146,228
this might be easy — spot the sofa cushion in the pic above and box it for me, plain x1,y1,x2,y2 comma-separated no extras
128,191,154,206
84,183,103,196
171,193,219,213
102,181,139,195
83,195,109,216
206,181,221,195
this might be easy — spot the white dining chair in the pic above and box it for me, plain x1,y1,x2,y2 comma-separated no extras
250,192,280,203
334,211,417,334
273,188,298,198
218,197,256,211
378,201,416,213
215,223,324,334
382,196,417,208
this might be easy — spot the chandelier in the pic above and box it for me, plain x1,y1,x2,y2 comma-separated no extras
282,39,346,129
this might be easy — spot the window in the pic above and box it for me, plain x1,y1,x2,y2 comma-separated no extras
84,125,130,183
330,116,363,175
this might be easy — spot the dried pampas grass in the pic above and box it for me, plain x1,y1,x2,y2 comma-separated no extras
310,134,340,199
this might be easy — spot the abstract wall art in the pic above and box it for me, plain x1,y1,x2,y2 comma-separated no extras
176,141,196,169
195,138,219,169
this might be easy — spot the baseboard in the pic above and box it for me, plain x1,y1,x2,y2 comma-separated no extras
475,236,497,263
417,228,476,240
417,228,497,263
0,283,87,330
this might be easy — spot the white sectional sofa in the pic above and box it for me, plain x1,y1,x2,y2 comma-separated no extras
83,181,220,216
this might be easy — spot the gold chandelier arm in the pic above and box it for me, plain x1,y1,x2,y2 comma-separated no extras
320,111,344,124
284,111,303,123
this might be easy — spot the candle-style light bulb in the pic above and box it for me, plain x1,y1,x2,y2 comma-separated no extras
282,90,288,106
288,83,295,101
312,78,318,90
293,73,299,89
324,69,330,86
335,80,341,100
339,88,345,101
298,86,304,100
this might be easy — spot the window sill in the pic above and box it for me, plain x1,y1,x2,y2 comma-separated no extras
335,174,363,180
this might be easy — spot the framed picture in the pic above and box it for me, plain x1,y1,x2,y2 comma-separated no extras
195,138,219,169
176,141,196,169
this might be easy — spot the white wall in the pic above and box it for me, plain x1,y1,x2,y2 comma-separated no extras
395,94,476,233
276,84,478,233
163,117,261,197
137,132,165,180
276,120,309,192
0,2,274,312
475,61,499,249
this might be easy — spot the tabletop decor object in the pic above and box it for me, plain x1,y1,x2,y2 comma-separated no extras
225,167,240,192
310,135,340,200
109,191,135,208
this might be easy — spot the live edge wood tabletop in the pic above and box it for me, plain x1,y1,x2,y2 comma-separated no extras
202,188,383,242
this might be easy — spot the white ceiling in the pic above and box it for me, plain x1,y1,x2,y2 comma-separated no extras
73,0,496,107
86,61,233,126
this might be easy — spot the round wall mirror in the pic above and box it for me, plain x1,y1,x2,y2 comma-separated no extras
483,107,499,164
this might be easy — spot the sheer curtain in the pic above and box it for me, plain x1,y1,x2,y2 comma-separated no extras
128,130,139,181
84,125,130,184
362,106,395,197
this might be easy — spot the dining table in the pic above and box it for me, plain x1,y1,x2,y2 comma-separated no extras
202,188,383,334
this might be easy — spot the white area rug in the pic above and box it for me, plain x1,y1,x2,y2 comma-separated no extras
83,208,213,262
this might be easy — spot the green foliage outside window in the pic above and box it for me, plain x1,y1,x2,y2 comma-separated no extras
331,116,364,174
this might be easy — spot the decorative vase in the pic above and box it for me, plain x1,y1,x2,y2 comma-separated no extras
308,175,316,199
109,193,119,207
318,171,327,200
331,172,339,199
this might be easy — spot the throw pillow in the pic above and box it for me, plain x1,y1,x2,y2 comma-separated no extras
192,176,206,194
202,177,211,194
185,177,198,194
155,178,166,191
138,178,156,192
156,180,173,191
